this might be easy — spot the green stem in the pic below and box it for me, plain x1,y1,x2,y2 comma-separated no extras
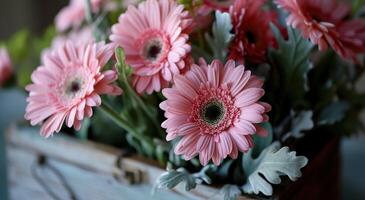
117,51,165,137
84,0,93,23
84,0,104,41
99,102,155,149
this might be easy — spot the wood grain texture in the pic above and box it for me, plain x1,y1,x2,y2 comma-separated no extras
6,127,250,200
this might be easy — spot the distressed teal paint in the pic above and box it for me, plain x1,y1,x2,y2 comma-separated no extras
0,89,27,200
0,128,7,200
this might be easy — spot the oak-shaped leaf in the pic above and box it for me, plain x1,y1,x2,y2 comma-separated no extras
242,142,308,196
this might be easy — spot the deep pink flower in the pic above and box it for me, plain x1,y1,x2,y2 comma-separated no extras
276,0,365,60
0,48,12,86
55,0,105,32
110,0,193,94
25,41,122,137
229,0,278,64
160,59,271,166
201,0,235,13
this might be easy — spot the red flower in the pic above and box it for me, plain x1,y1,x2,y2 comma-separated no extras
201,0,235,12
276,0,365,61
228,0,278,64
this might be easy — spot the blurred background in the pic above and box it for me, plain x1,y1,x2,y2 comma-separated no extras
0,0,364,200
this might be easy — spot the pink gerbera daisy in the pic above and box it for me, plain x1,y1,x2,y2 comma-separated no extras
110,0,193,94
25,41,122,137
122,0,142,8
42,26,95,61
160,59,271,166
229,0,278,64
0,47,12,86
276,0,365,60
55,0,105,32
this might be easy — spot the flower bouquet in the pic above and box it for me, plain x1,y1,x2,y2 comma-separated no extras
2,0,365,199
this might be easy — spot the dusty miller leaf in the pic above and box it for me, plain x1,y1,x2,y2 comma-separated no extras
205,11,234,61
219,185,242,200
216,160,234,178
242,142,308,196
269,25,314,104
284,111,314,140
155,165,215,192
155,168,197,191
318,101,350,125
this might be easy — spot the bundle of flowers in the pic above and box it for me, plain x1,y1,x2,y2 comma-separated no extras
1,0,365,199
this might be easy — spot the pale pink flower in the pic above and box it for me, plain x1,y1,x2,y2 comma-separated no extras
122,0,142,8
160,59,271,166
55,0,105,32
110,0,193,94
0,48,12,86
276,0,365,60
25,41,122,137
42,27,95,61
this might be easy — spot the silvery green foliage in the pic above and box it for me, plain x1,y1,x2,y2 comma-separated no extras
290,111,314,137
242,142,308,196
318,101,350,125
282,111,314,140
155,165,215,192
205,11,234,61
269,25,314,104
219,185,242,200
155,168,197,191
252,123,273,157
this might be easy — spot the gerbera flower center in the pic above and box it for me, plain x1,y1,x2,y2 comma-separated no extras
67,79,83,94
246,31,256,44
143,39,163,61
136,29,170,64
190,85,240,135
201,100,226,125
58,68,92,103
64,77,85,98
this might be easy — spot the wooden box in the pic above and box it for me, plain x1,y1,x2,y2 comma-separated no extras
6,126,339,200
6,127,253,200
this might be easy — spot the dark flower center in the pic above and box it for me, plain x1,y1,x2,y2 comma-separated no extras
65,78,84,97
201,100,226,125
246,31,256,44
143,39,163,61
70,81,81,93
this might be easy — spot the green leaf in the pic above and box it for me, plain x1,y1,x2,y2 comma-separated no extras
115,47,165,139
251,122,273,158
269,25,314,104
126,134,144,155
77,118,90,140
353,0,365,16
242,142,308,196
318,101,350,125
155,165,215,192
4,30,30,61
193,165,216,184
283,111,314,140
205,11,234,61
155,168,197,191
216,160,234,178
219,185,242,200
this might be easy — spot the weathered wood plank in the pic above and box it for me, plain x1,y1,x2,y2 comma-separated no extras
7,127,246,200
8,145,190,200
